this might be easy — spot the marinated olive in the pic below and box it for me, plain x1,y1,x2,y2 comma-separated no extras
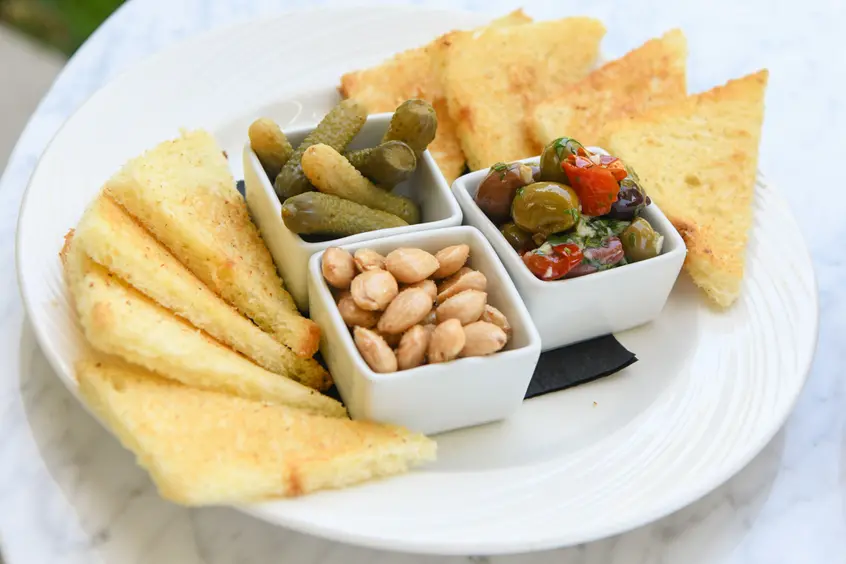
511,181,581,237
499,222,535,253
607,177,651,220
539,137,585,183
621,217,664,262
565,236,625,278
475,162,534,224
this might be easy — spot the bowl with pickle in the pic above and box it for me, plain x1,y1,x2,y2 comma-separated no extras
243,99,462,312
452,137,686,351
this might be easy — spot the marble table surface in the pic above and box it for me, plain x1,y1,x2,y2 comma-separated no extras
1,0,843,562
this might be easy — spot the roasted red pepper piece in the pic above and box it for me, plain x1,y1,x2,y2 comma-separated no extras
522,243,583,281
562,160,620,216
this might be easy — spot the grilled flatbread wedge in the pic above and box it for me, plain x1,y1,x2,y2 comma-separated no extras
339,9,532,183
77,356,436,505
104,130,320,357
73,194,331,390
62,235,344,417
602,70,768,307
530,29,687,147
443,17,606,171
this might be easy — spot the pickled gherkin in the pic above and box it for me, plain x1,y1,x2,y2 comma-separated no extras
301,143,420,224
281,192,408,236
345,140,417,188
274,99,367,200
248,118,293,180
382,99,437,155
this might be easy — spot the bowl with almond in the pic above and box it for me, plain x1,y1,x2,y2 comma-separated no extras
307,225,541,435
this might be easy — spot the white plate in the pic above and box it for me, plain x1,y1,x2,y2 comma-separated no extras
15,6,818,555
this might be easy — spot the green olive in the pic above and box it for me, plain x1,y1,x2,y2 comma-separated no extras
539,137,585,183
499,222,534,253
621,217,664,262
511,181,581,237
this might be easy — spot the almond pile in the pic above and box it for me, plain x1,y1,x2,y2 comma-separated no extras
321,244,512,373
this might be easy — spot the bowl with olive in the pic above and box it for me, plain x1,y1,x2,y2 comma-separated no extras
244,101,462,312
451,137,686,351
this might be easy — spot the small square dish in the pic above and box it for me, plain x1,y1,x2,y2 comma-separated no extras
452,153,687,351
307,225,542,435
244,113,462,312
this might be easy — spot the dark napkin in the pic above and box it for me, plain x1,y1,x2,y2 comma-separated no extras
525,335,637,399
235,179,637,400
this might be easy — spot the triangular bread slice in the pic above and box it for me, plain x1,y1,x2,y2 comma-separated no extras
103,130,319,357
602,70,768,307
77,356,436,505
530,29,687,147
62,235,345,418
339,9,532,183
73,194,331,391
442,17,606,171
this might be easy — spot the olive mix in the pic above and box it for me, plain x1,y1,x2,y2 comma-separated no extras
474,137,665,281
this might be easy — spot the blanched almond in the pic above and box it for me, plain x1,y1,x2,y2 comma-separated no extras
396,325,430,370
437,269,487,303
354,248,385,272
337,292,380,328
432,244,470,279
353,327,397,373
385,248,440,283
322,247,356,289
377,288,433,334
427,319,465,363
436,290,487,325
461,322,507,357
351,270,398,311
480,304,511,339
405,279,437,301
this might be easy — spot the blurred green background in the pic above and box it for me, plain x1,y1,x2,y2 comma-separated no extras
0,0,124,55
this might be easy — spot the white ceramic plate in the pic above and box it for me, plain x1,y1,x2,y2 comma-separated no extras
15,6,818,555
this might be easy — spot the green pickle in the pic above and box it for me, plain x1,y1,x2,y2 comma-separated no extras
539,137,585,183
274,99,367,200
248,118,293,180
281,192,408,236
382,99,438,155
511,182,581,238
345,140,417,188
621,217,664,262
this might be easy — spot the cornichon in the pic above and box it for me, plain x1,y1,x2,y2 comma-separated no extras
248,118,293,180
344,140,417,189
273,99,367,200
301,143,421,224
382,99,437,155
281,192,408,236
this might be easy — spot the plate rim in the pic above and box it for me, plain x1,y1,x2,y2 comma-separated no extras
13,6,820,555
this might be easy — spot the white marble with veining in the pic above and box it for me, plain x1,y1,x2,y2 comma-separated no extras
1,0,844,562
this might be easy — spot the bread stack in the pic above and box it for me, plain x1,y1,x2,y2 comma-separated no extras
342,15,767,307
63,130,435,505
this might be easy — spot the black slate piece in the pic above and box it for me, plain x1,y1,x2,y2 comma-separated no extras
524,335,637,399
236,179,246,197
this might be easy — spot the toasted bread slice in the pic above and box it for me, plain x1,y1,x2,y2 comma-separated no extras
73,195,331,390
63,236,345,417
443,17,606,171
602,70,768,307
77,356,436,505
103,130,319,357
530,29,687,147
339,9,531,183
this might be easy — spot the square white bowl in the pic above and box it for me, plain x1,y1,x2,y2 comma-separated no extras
452,155,687,351
244,113,462,312
307,225,542,435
